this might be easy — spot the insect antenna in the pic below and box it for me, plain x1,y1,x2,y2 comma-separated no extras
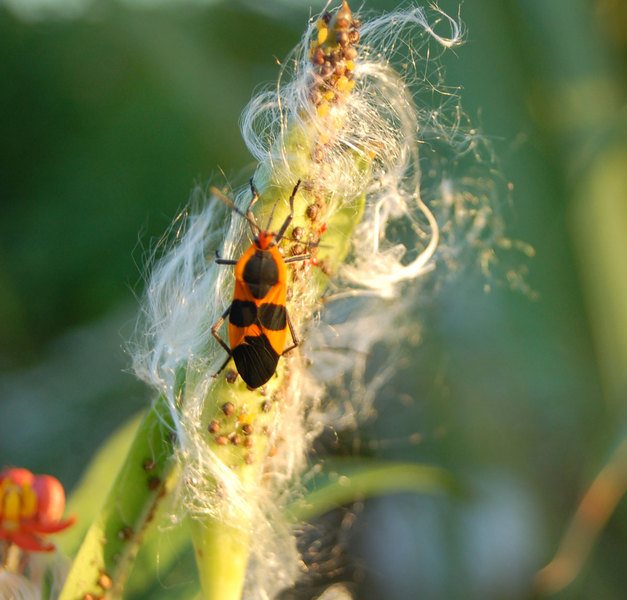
265,196,280,233
210,186,260,236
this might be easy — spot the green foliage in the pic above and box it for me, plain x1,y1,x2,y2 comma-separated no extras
59,399,175,599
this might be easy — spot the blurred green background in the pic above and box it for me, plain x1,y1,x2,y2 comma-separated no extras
1,0,627,598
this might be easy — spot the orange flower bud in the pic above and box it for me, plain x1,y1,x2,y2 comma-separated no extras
0,468,75,553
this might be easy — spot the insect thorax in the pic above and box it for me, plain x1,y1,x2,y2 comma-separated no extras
243,249,279,299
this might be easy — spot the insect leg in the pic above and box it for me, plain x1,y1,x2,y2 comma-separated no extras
275,179,301,243
213,355,232,379
211,305,232,357
212,306,234,378
214,250,238,265
284,253,311,264
282,310,300,355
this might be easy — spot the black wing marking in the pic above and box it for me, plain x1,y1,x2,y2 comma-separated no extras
232,334,279,388
258,303,287,331
229,300,257,327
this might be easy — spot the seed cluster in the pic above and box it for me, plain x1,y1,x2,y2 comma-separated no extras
294,0,361,280
207,398,278,466
309,0,360,118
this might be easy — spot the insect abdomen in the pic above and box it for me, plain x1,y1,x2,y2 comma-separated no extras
232,334,280,388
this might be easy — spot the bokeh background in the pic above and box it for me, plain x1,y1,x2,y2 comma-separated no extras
1,0,627,598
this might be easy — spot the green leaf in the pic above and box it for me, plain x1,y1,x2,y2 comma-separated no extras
59,395,176,600
59,413,144,556
125,488,193,599
288,460,456,522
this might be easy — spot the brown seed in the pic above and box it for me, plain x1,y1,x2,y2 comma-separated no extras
142,458,156,472
215,435,228,446
262,400,272,413
313,47,325,65
320,62,334,79
334,61,346,77
118,526,133,541
344,47,358,60
244,437,253,448
349,29,360,44
241,423,253,436
222,402,235,416
98,573,113,590
229,434,242,446
337,31,349,46
147,476,161,491
225,369,238,384
306,203,319,220
244,454,254,465
208,420,220,434
291,243,306,256
292,226,304,241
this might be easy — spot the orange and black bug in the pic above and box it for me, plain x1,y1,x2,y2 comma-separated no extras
211,180,310,389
